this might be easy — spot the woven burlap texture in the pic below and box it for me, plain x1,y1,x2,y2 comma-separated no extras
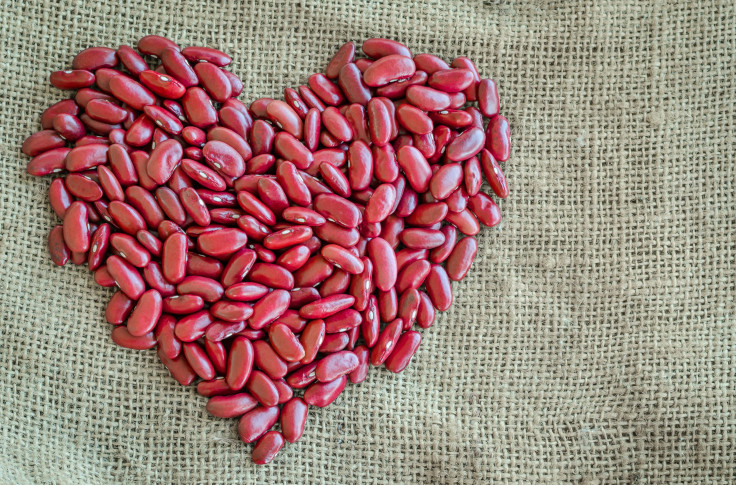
1,0,734,483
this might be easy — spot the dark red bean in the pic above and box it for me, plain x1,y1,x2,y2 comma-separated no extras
303,375,347,407
363,38,411,59
252,431,285,465
480,148,509,198
485,115,511,162
413,53,450,75
238,406,280,444
370,318,403,365
363,55,416,87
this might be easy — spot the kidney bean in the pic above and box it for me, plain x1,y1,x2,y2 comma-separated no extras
369,318,403,366
156,346,197,385
205,393,257,419
428,163,463,201
314,351,358,382
41,99,80,128
224,282,267,304
238,405,280,444
250,430,284,465
404,202,448,227
484,114,511,161
398,288,422,330
445,126,485,162
307,73,344,106
363,38,411,59
245,289,289,330
396,103,433,134
25,148,66,177
406,85,451,112
60,201,89,253
21,130,65,157
204,339,227,380
466,192,501,228
383,330,421,372
111,325,156,350
159,232,187,284
244,370,278,407
70,46,116,71
317,245,361,275
264,323,303,362
47,225,70,266
303,374,347,408
480,148,509,199
413,53,450,74
196,378,235,397
264,100,301,139
364,237,396,291
363,55,416,87
318,331,350,352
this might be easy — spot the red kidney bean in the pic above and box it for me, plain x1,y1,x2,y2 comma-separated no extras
318,331,350,353
384,330,422,373
363,55,416,87
122,116,153,147
318,245,362,275
252,431,285,465
485,114,511,161
180,87,217,128
206,393,258,419
375,70,427,99
298,294,353,320
321,106,353,142
84,223,110,270
266,100,303,139
225,282,268,303
157,346,197,385
398,288,421,329
413,53,450,74
369,318,403,365
395,258,431,294
22,130,65,157
197,378,237,397
396,104,433,135
445,187,469,213
181,158,226,191
283,88,309,119
176,275,223,303
206,340,228,375
252,340,288,380
50,114,84,142
406,85,451,112
315,350,359,382
112,325,157,350
272,132,313,171
185,251,222,278
195,227,248,258
399,228,445,249
396,145,431,193
48,179,72,219
444,208,480,235
41,99,80,128
238,405,280,444
191,62,231,102
446,126,485,162
425,264,453,311
467,192,502,228
428,68,475,93
106,255,145,300
105,290,135,325
335,63,370,106
162,293,203,315
347,345,369,383
25,148,67,177
364,183,397,224
248,289,290,330
405,202,448,227
412,132,436,159
363,38,411,59
61,201,89,253
71,47,117,71
323,40,355,78
222,335,254,391
308,73,344,106
429,163,463,200
64,173,102,201
368,145,397,184
303,374,347,408
477,78,500,117
246,370,279,406
268,323,305,362
366,237,397,291
48,225,70,266
109,232,150,267
161,232,188,284
480,148,509,199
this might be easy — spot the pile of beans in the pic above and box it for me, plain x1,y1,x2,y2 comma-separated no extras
22,35,510,464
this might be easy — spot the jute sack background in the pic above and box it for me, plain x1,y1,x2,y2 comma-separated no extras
0,0,734,483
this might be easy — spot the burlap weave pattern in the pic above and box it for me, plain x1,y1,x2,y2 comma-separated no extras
0,0,734,483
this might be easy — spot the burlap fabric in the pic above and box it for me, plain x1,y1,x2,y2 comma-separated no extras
1,0,734,483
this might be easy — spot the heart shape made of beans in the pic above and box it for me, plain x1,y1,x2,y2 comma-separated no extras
23,35,511,465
